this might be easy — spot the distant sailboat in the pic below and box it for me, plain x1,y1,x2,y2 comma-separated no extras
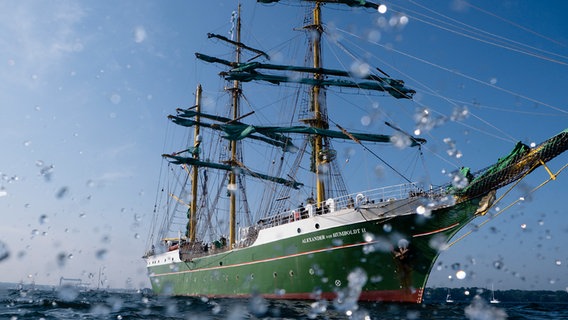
445,288,454,303
490,284,500,304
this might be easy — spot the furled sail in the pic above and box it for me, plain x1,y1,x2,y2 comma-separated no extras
171,110,426,147
195,53,415,99
163,154,303,189
455,128,568,199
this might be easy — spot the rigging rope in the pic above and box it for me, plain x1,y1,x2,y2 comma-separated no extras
328,118,414,184
447,162,568,248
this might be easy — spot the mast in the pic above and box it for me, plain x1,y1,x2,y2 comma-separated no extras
189,84,201,243
311,2,326,206
229,4,242,247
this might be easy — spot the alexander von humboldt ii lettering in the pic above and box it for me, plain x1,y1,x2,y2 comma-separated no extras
144,0,568,303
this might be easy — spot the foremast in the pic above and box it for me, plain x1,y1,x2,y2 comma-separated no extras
189,84,202,243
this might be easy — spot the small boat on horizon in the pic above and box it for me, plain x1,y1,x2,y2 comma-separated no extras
490,284,500,304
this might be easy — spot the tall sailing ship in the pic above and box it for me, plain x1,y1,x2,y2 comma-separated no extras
144,0,567,303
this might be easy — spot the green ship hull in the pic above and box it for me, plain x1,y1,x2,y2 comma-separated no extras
147,195,484,303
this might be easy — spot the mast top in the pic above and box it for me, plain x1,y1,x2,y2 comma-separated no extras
258,0,382,9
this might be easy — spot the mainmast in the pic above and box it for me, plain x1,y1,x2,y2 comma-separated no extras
229,4,242,247
189,84,201,243
308,2,327,206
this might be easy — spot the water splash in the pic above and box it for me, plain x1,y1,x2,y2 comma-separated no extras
465,295,507,320
413,108,446,134
333,268,367,314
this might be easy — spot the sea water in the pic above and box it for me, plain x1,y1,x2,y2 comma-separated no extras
1,286,567,320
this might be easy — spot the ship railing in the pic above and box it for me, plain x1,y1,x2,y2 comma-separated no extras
256,183,447,230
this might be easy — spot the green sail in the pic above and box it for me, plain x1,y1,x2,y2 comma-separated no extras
172,110,426,147
195,53,415,99
163,154,303,189
455,128,568,199
169,115,296,152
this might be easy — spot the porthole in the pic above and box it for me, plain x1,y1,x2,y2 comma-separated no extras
273,272,278,278
289,270,294,277
315,223,320,229
297,228,301,233
219,261,223,266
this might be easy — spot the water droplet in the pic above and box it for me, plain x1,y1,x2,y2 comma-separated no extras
134,233,140,239
310,300,328,316
249,294,269,317
493,260,504,270
374,165,384,178
451,105,469,121
429,234,448,251
350,61,371,78
110,93,121,104
390,133,412,149
413,108,446,134
57,252,67,267
456,270,466,280
520,223,527,230
0,241,10,262
397,238,409,249
96,249,108,260
450,170,469,189
40,164,55,181
555,260,562,266
383,224,392,233
134,26,147,43
56,187,69,199
38,214,48,225
332,238,343,246
378,4,387,14
57,285,79,302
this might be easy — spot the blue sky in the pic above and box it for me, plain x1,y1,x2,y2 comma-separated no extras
0,0,566,292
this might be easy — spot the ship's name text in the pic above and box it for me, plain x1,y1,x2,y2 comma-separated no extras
301,227,366,244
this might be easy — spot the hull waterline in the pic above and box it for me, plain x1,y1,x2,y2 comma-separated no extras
147,195,484,303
